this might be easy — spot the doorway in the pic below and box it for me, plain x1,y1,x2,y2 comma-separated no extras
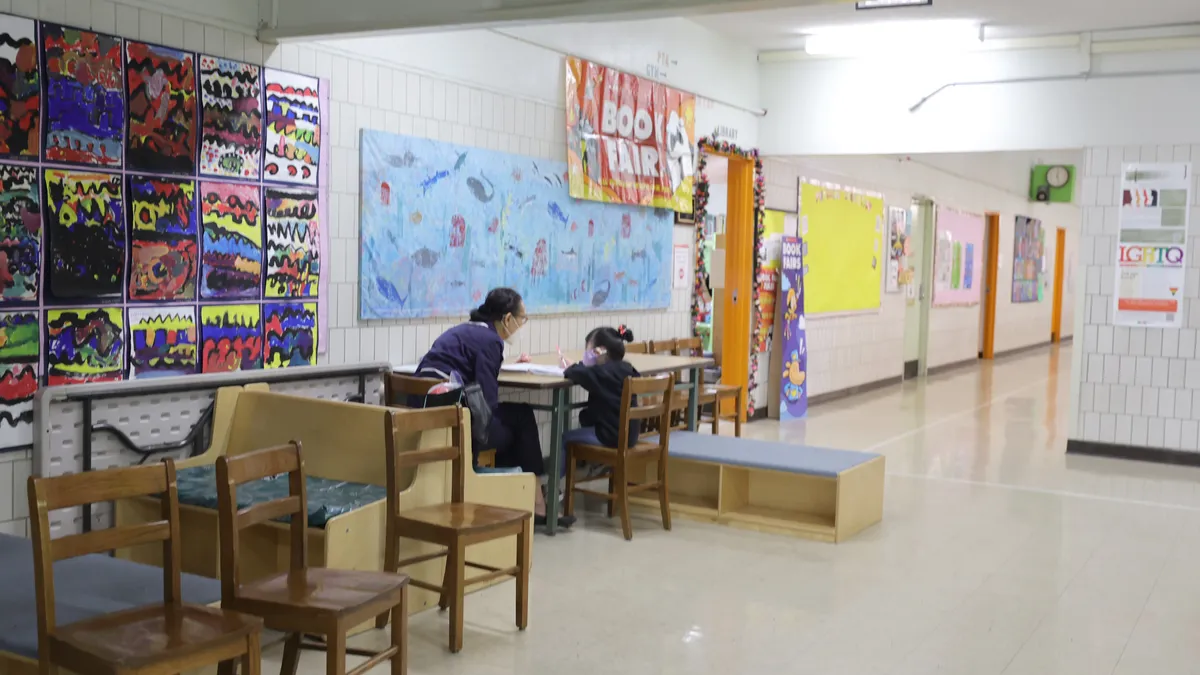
979,213,1001,359
902,198,935,378
1051,227,1066,342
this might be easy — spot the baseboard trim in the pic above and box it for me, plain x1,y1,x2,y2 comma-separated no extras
926,358,978,377
993,340,1061,361
808,375,904,407
1067,439,1200,468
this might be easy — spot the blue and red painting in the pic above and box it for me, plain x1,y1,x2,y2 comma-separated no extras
41,24,123,167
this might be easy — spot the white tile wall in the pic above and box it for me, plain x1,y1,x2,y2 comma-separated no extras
1072,145,1200,450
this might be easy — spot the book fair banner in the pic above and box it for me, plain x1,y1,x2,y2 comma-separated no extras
1115,163,1192,329
778,236,807,420
565,56,696,212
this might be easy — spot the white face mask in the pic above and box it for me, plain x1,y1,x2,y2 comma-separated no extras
502,315,522,344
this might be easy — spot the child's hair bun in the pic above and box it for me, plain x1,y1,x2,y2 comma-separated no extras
617,324,635,342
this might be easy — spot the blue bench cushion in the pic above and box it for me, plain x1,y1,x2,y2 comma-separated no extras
176,465,386,529
668,432,880,478
0,533,222,661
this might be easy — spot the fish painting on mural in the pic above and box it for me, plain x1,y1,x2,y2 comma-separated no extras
387,151,417,168
561,248,578,264
412,247,440,268
592,280,611,307
454,151,468,172
631,249,648,261
466,173,494,202
505,242,524,260
518,195,537,211
421,170,450,195
548,202,568,226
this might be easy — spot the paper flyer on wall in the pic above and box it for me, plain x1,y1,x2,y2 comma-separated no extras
1115,163,1192,328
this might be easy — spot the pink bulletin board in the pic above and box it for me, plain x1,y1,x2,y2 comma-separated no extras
932,206,985,307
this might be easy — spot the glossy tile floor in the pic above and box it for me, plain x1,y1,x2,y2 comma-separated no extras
283,344,1200,674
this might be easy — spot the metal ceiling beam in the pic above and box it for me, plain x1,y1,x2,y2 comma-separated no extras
258,0,844,42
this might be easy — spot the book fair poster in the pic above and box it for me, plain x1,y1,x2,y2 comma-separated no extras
1115,163,1192,328
779,236,807,420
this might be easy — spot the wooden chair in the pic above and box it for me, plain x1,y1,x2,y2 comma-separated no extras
386,373,497,468
625,341,649,354
215,442,409,675
564,374,676,541
27,461,263,675
677,337,744,437
376,406,532,653
648,338,678,354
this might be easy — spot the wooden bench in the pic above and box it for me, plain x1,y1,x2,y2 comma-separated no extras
630,432,884,543
115,389,536,623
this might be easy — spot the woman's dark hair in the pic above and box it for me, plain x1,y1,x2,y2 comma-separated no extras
586,325,635,361
470,287,523,323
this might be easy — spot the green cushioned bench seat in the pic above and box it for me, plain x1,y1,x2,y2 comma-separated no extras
0,533,222,662
176,465,387,529
668,432,880,477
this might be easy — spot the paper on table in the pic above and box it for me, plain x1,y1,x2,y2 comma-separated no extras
501,363,566,377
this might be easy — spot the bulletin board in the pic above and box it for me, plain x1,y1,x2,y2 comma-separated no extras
0,15,327,451
932,206,985,307
798,180,884,315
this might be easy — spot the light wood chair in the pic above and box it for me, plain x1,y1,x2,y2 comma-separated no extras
564,374,676,541
677,337,744,437
625,341,649,354
648,338,678,355
27,461,263,675
215,442,409,675
386,373,497,468
376,406,532,653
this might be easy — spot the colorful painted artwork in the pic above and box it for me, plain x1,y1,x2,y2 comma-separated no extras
0,311,37,449
127,175,197,301
44,169,123,299
199,56,261,180
42,23,122,167
0,163,40,301
128,306,196,378
779,237,807,420
263,69,319,186
45,307,123,385
359,130,672,319
200,304,261,372
264,187,318,297
0,15,40,159
1012,215,1044,304
933,206,984,307
200,181,261,299
264,302,315,368
125,41,196,174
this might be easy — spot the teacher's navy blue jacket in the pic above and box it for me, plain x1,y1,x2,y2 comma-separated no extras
416,322,505,413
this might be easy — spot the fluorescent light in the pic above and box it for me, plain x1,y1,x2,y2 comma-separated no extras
856,0,933,9
803,20,982,57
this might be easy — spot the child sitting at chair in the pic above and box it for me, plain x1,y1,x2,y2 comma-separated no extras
560,326,640,474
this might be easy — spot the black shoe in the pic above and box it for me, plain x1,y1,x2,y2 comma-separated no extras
534,514,577,529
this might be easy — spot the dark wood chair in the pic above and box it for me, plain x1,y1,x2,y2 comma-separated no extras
564,374,676,541
27,461,263,675
375,406,532,653
386,373,497,468
625,341,649,354
677,337,743,437
215,442,409,675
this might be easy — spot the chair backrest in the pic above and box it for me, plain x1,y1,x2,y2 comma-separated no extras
648,339,678,355
384,406,468,508
617,374,676,452
27,462,184,645
625,341,649,354
386,373,446,408
215,442,307,600
674,337,703,357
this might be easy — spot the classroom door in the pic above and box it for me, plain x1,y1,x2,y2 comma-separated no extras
718,155,754,419
902,199,934,378
980,214,1001,359
1051,227,1066,342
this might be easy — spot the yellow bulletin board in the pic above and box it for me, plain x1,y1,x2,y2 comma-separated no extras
799,180,885,315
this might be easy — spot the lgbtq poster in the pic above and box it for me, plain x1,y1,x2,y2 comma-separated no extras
1115,163,1192,328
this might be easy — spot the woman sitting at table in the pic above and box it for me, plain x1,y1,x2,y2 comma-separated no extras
415,287,571,527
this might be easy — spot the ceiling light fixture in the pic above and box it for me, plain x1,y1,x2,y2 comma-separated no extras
803,20,983,57
856,0,933,9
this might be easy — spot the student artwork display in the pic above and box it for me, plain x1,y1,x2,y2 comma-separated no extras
886,206,910,293
359,130,672,320
45,307,124,385
200,181,261,299
564,56,696,212
199,56,261,179
128,306,196,378
264,302,316,368
1011,215,1044,303
200,304,261,372
778,236,807,421
127,175,197,301
125,41,196,174
264,69,319,186
0,310,37,448
264,187,319,297
932,206,984,307
44,169,123,299
0,163,40,301
756,210,789,353
1115,162,1192,328
0,15,39,159
798,180,884,315
42,23,123,167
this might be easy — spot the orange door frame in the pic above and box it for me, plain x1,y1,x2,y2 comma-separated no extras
980,213,1001,359
1051,227,1066,342
718,153,754,421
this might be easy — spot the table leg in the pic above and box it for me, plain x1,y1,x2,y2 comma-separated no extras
544,387,567,535
687,367,700,432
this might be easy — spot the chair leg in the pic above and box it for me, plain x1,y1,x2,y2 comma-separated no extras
218,661,235,675
616,461,633,541
711,408,719,435
391,586,408,675
326,631,346,675
449,540,466,653
735,389,744,437
376,520,399,629
564,447,576,517
516,517,531,630
658,457,672,532
242,631,261,675
279,633,302,675
438,546,454,611
605,472,615,518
